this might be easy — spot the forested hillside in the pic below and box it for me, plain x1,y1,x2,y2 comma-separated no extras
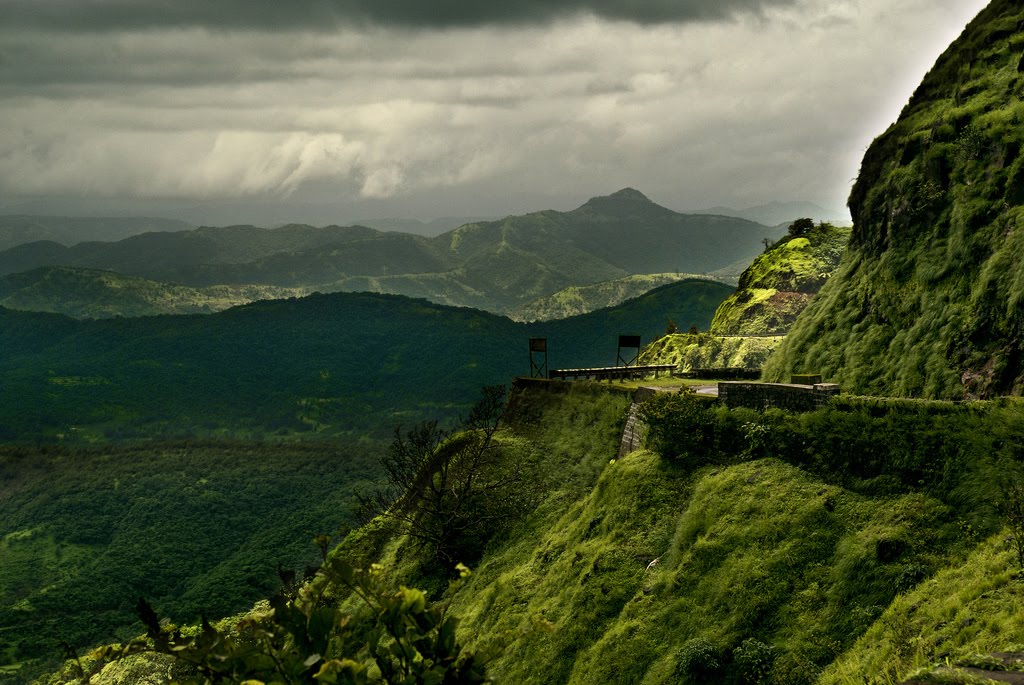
0,280,729,441
0,442,373,681
0,278,729,680
0,267,307,318
766,0,1024,398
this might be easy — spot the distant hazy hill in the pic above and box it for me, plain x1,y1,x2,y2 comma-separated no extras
0,215,193,251
353,216,497,236
765,0,1024,399
0,279,731,440
0,267,307,318
697,201,847,227
0,189,779,314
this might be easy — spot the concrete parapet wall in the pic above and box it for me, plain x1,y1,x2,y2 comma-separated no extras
719,381,840,412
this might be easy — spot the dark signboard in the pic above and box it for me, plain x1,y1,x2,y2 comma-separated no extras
618,335,642,349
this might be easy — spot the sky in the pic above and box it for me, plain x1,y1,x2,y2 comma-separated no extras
0,0,992,225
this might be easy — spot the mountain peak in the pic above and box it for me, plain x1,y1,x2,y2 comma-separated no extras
574,188,668,216
605,187,650,202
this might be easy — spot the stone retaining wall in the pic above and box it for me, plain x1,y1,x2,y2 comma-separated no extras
719,381,840,412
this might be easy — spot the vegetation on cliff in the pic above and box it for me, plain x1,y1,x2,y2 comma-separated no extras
640,332,785,372
638,221,849,373
710,222,850,336
766,1,1024,398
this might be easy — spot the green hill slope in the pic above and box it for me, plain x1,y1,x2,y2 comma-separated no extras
0,190,777,315
710,222,850,336
639,222,849,373
31,381,1024,685
765,1,1024,398
0,280,731,441
510,272,717,322
312,382,1021,685
0,282,729,680
0,267,307,318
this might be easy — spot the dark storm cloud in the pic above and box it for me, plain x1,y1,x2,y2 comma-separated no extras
0,0,797,32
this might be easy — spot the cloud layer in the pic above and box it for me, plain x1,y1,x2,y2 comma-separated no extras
0,0,992,223
0,0,798,31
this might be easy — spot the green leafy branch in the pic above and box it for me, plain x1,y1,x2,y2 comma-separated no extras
71,558,494,685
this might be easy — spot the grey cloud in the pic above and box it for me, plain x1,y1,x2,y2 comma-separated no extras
0,0,991,222
0,0,798,32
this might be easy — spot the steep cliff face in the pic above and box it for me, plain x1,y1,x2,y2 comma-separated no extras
765,1,1024,398
710,223,849,336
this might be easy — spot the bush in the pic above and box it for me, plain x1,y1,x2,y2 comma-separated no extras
733,638,776,684
639,389,718,467
675,638,723,682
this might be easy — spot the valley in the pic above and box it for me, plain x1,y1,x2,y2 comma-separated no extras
4,1,1024,684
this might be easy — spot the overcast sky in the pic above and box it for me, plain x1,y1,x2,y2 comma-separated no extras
0,0,991,225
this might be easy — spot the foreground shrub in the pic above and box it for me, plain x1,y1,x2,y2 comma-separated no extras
66,558,493,685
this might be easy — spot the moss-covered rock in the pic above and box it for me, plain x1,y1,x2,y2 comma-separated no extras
710,223,850,336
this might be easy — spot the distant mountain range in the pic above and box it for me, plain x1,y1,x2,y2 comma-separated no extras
0,189,781,315
696,201,850,227
0,215,194,251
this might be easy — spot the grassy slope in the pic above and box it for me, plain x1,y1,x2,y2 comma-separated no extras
710,223,851,336
336,383,1022,685
637,225,848,372
765,2,1024,398
821,532,1024,684
640,332,785,371
42,384,1024,685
